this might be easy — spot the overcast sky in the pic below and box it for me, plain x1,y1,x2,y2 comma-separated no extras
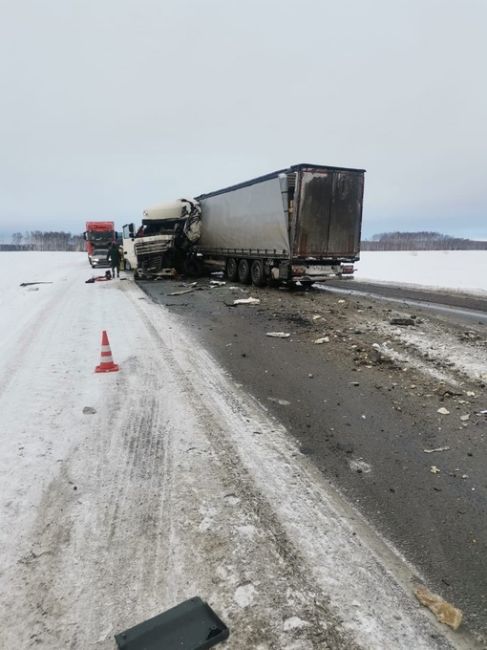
1,0,486,238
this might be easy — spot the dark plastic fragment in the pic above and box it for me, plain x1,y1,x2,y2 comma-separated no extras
114,597,229,650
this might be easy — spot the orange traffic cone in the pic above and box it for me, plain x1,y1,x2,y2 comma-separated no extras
95,330,119,373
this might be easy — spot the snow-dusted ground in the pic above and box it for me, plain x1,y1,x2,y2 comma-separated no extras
0,252,470,649
355,251,487,295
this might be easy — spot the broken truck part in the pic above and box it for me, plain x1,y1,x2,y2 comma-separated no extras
114,597,229,649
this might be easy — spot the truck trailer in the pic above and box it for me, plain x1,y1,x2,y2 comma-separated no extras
193,162,365,285
123,163,365,285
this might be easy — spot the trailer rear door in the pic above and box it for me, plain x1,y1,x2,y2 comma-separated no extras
294,170,364,258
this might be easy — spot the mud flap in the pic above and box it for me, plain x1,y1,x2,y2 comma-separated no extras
114,596,229,649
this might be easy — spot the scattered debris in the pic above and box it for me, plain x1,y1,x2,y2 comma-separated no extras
114,597,229,649
423,447,450,454
337,299,346,304
268,397,291,406
437,407,450,415
476,410,487,415
233,297,260,306
82,406,97,415
168,288,195,296
466,391,476,397
414,585,463,630
210,280,226,287
430,465,441,474
460,414,470,422
312,314,322,321
314,337,330,344
266,332,290,338
19,282,53,287
349,458,372,474
390,317,416,326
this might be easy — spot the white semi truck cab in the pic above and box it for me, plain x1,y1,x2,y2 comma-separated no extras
122,199,201,277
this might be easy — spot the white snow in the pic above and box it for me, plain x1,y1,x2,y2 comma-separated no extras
0,252,470,649
356,250,487,295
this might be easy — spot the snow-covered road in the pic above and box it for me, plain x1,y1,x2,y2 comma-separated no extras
0,253,470,649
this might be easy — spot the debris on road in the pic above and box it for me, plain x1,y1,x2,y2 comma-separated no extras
19,281,53,287
168,288,195,296
423,447,450,454
460,414,470,422
314,336,330,344
82,406,97,415
114,596,229,649
233,297,261,306
390,318,416,326
430,465,441,474
210,280,226,287
266,332,290,338
349,458,372,474
437,407,450,415
268,397,291,406
414,585,463,630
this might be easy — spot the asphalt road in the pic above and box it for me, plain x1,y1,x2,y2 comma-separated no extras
140,277,487,644
324,280,487,326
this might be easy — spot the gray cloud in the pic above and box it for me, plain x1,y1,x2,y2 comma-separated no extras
1,0,486,238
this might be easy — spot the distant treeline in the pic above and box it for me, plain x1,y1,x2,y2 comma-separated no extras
362,231,487,251
1,231,85,252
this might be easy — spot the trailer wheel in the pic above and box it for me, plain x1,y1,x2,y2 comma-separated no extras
251,260,266,287
226,258,238,282
237,259,251,284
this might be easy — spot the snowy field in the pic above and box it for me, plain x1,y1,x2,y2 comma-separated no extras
0,252,468,649
355,250,487,295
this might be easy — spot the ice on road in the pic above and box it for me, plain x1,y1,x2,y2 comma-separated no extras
0,252,464,649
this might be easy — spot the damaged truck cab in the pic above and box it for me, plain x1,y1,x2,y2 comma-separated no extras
122,199,201,279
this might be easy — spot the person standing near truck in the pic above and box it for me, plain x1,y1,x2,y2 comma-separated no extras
107,242,121,278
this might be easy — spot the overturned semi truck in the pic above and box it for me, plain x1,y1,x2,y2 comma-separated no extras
123,163,365,285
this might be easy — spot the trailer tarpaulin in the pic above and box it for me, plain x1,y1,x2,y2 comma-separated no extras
198,177,290,254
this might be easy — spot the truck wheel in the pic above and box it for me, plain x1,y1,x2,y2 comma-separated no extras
251,260,266,287
237,259,251,284
226,258,238,282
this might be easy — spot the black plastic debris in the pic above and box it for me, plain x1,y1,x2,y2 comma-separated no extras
114,597,229,650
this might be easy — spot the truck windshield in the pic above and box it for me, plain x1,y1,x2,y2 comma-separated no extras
88,232,114,242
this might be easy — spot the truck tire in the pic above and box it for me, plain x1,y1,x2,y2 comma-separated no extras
237,259,251,284
226,258,238,282
251,260,266,287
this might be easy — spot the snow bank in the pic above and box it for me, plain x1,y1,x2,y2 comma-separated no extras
356,250,487,295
